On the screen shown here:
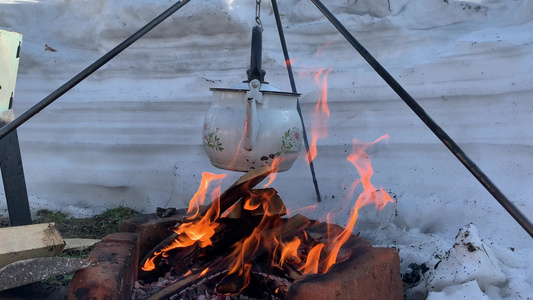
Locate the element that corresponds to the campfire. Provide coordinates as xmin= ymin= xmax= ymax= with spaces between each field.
xmin=124 ymin=134 xmax=397 ymax=299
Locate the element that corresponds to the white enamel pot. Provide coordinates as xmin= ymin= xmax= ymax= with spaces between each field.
xmin=203 ymin=81 xmax=303 ymax=172
xmin=202 ymin=25 xmax=303 ymax=172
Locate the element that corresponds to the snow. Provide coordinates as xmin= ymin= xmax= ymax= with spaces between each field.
xmin=427 ymin=280 xmax=491 ymax=300
xmin=425 ymin=223 xmax=507 ymax=293
xmin=1 ymin=0 xmax=532 ymax=298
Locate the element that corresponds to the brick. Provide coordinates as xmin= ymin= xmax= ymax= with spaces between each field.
xmin=287 ymin=246 xmax=403 ymax=300
xmin=67 ymin=233 xmax=139 ymax=300
xmin=119 ymin=211 xmax=186 ymax=260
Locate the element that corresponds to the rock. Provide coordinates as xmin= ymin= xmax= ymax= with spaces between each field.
xmin=0 ymin=257 xmax=92 ymax=291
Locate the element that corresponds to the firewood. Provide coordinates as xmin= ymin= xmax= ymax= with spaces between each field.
xmin=140 ymin=216 xmax=263 ymax=274
xmin=145 ymin=214 xmax=311 ymax=298
xmin=140 ymin=232 xmax=178 ymax=270
xmin=0 ymin=223 xmax=65 ymax=268
xmin=224 ymin=188 xmax=286 ymax=218
xmin=141 ymin=168 xmax=272 ymax=273
xmin=146 ymin=259 xmax=229 ymax=300
xmin=248 ymin=188 xmax=287 ymax=217
xmin=282 ymin=262 xmax=304 ymax=281
xmin=225 ymin=198 xmax=244 ymax=219
xmin=215 ymin=271 xmax=246 ymax=294
xmin=280 ymin=214 xmax=312 ymax=239
xmin=187 ymin=166 xmax=272 ymax=222
xmin=214 ymin=214 xmax=311 ymax=295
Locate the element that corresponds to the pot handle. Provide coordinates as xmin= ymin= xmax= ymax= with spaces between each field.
xmin=247 ymin=26 xmax=266 ymax=83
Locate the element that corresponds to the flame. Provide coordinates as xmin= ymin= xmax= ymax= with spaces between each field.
xmin=280 ymin=237 xmax=302 ymax=266
xmin=285 ymin=58 xmax=299 ymax=66
xmin=271 ymin=135 xmax=393 ymax=275
xmin=302 ymin=243 xmax=325 ymax=274
xmin=225 ymin=229 xmax=261 ymax=293
xmin=186 ymin=172 xmax=226 ymax=218
xmin=145 ymin=114 xmax=394 ymax=291
xmin=142 ymin=256 xmax=156 ymax=272
xmin=307 ymin=68 xmax=333 ymax=164
xmin=223 ymin=189 xmax=285 ymax=292
xmin=199 ymin=268 xmax=209 ymax=277
xmin=141 ymin=172 xmax=226 ymax=271
xmin=286 ymin=204 xmax=318 ymax=216
xmin=316 ymin=41 xmax=333 ymax=56
xmin=320 ymin=135 xmax=394 ymax=272
xmin=313 ymin=69 xmax=331 ymax=118
xmin=262 ymin=156 xmax=282 ymax=187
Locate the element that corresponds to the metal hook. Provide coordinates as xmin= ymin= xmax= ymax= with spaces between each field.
xmin=255 ymin=0 xmax=263 ymax=31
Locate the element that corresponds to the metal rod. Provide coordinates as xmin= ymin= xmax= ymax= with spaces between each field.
xmin=271 ymin=0 xmax=322 ymax=202
xmin=310 ymin=0 xmax=533 ymax=238
xmin=0 ymin=0 xmax=191 ymax=140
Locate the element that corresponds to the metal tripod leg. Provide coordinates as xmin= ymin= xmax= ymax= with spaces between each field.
xmin=271 ymin=0 xmax=322 ymax=202
xmin=310 ymin=0 xmax=533 ymax=238
xmin=0 ymin=121 xmax=31 ymax=226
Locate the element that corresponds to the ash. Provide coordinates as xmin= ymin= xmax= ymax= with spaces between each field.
xmin=131 ymin=271 xmax=291 ymax=300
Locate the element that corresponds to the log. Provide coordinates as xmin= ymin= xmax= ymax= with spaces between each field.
xmin=140 ymin=216 xmax=263 ymax=275
xmin=141 ymin=168 xmax=272 ymax=273
xmin=146 ymin=214 xmax=311 ymax=299
xmin=228 ymin=188 xmax=287 ymax=218
xmin=0 ymin=223 xmax=65 ymax=268
xmin=170 ymin=213 xmax=307 ymax=275
xmin=215 ymin=271 xmax=248 ymax=294
xmin=282 ymin=263 xmax=304 ymax=281
xmin=191 ymin=166 xmax=272 ymax=220
xmin=146 ymin=259 xmax=229 ymax=300
xmin=280 ymin=214 xmax=313 ymax=239
xmin=214 ymin=214 xmax=311 ymax=294
xmin=249 ymin=188 xmax=287 ymax=216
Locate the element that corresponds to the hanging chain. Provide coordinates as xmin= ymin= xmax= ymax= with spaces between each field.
xmin=255 ymin=0 xmax=263 ymax=31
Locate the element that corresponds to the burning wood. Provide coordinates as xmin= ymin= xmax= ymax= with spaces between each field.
xmin=134 ymin=165 xmax=370 ymax=299
xmin=139 ymin=214 xmax=310 ymax=300
xmin=139 ymin=167 xmax=272 ymax=271
xmin=133 ymin=136 xmax=397 ymax=299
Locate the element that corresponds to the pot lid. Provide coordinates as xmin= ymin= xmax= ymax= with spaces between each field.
xmin=210 ymin=82 xmax=300 ymax=97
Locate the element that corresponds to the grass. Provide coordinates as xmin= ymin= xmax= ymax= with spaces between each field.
xmin=33 ymin=206 xmax=140 ymax=239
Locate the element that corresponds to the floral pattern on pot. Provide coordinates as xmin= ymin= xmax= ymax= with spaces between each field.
xmin=276 ymin=127 xmax=302 ymax=156
xmin=203 ymin=123 xmax=224 ymax=152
